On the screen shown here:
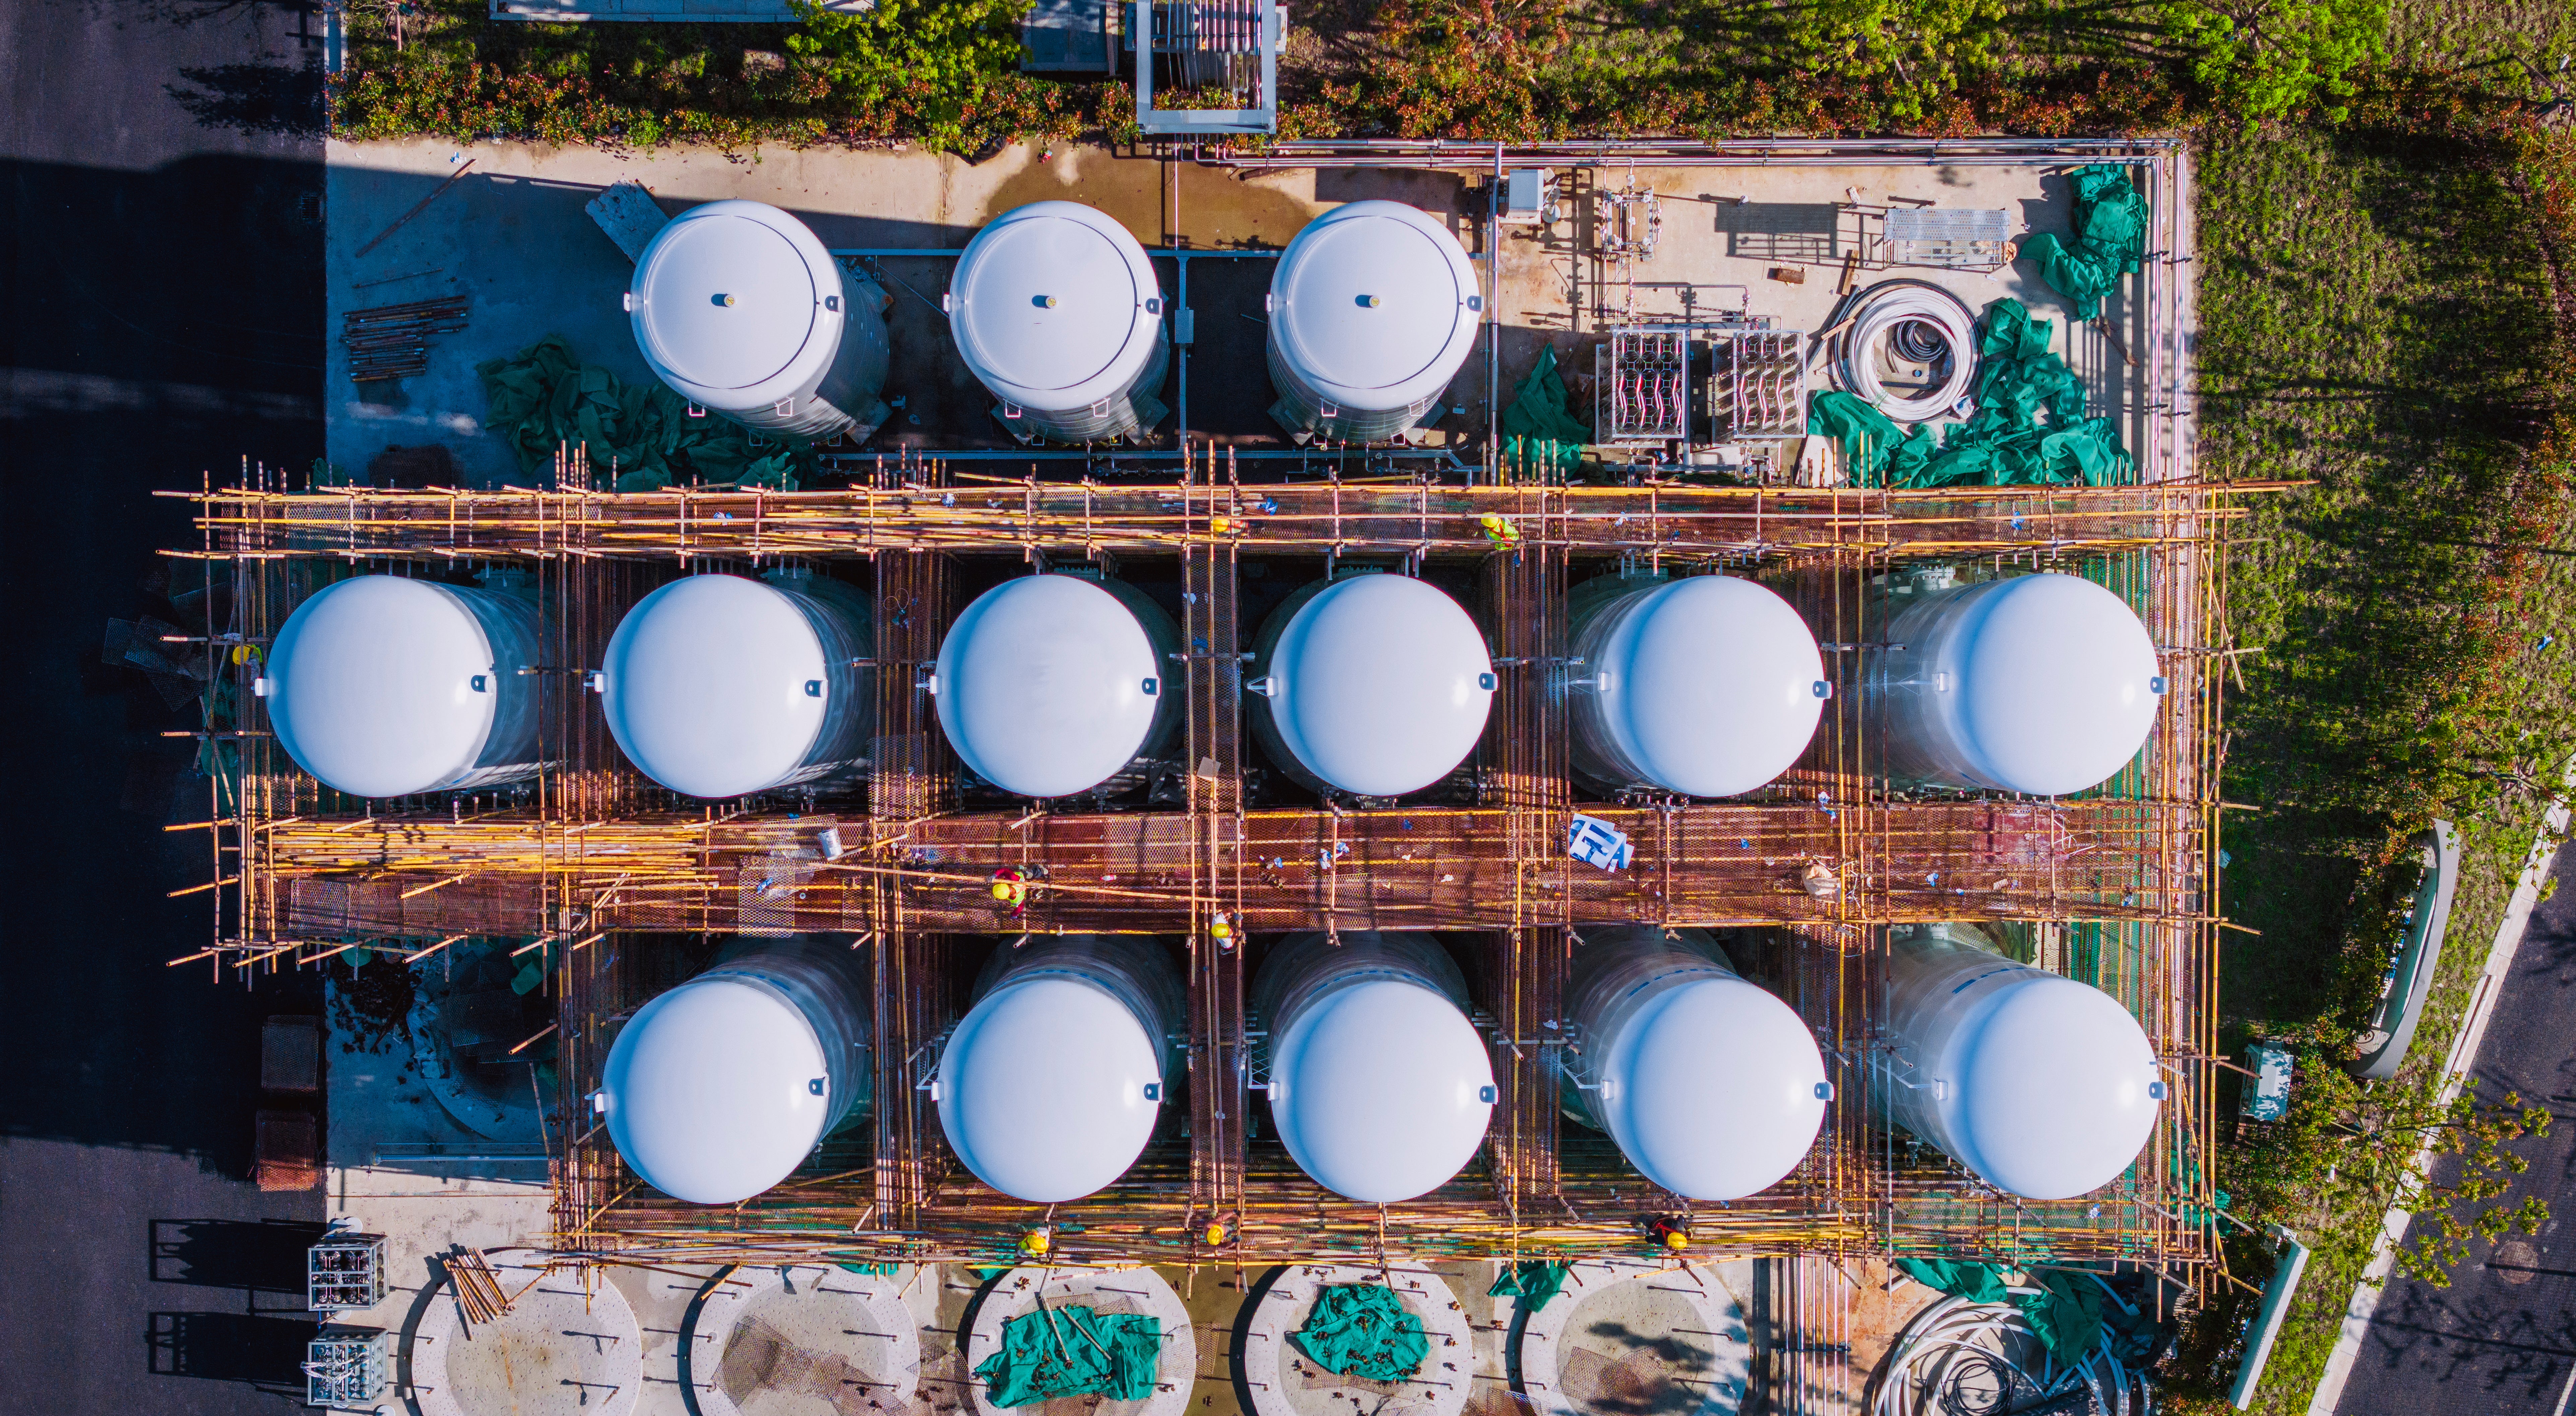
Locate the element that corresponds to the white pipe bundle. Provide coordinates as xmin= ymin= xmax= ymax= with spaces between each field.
xmin=1832 ymin=282 xmax=1979 ymax=423
xmin=1867 ymin=1286 xmax=2146 ymax=1416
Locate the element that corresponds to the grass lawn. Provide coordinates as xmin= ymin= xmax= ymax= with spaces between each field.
xmin=2160 ymin=100 xmax=2576 ymax=1409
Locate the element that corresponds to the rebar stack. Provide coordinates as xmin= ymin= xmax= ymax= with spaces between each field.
xmin=342 ymin=295 xmax=469 ymax=382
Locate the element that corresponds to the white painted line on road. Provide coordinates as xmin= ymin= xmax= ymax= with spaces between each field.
xmin=2308 ymin=757 xmax=2575 ymax=1416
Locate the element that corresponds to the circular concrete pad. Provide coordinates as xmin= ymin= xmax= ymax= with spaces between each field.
xmin=411 ymin=1259 xmax=643 ymax=1416
xmin=964 ymin=1267 xmax=1195 ymax=1416
xmin=1241 ymin=1264 xmax=1475 ymax=1416
xmin=688 ymin=1264 xmax=924 ymax=1416
xmin=1513 ymin=1261 xmax=1749 ymax=1416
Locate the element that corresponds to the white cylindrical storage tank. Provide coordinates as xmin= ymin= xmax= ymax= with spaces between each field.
xmin=1561 ymin=928 xmax=1827 ymax=1200
xmin=260 ymin=573 xmax=545 ymax=798
xmin=1875 ymin=923 xmax=2160 ymax=1199
xmin=936 ymin=935 xmax=1181 ymax=1203
xmin=948 ymin=202 xmax=1169 ymax=444
xmin=600 ymin=569 xmax=875 ymax=799
xmin=932 ymin=573 xmax=1180 ymax=799
xmin=1566 ymin=573 xmax=1828 ymax=796
xmin=629 ymin=199 xmax=892 ymax=442
xmin=1253 ymin=932 xmax=1494 ymax=1203
xmin=1266 ymin=201 xmax=1481 ymax=443
xmin=1867 ymin=572 xmax=2163 ymax=795
xmin=599 ymin=936 xmax=872 ymax=1205
xmin=1247 ymin=573 xmax=1496 ymax=798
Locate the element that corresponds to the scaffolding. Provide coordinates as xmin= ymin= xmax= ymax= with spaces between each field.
xmin=157 ymin=447 xmax=2262 ymax=1304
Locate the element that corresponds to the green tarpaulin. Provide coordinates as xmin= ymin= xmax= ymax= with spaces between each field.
xmin=1500 ymin=347 xmax=1592 ymax=475
xmin=2018 ymin=164 xmax=2147 ymax=321
xmin=1809 ymin=298 xmax=2130 ymax=490
xmin=476 ymin=334 xmax=804 ymax=492
xmin=971 ymin=1304 xmax=1163 ymax=1407
xmin=1291 ymin=1284 xmax=1429 ymax=1383
xmin=1894 ymin=1260 xmax=2161 ymax=1366
xmin=1488 ymin=1260 xmax=1570 ymax=1308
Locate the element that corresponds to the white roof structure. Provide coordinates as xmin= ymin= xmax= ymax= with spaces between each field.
xmin=630 ymin=200 xmax=850 ymax=413
xmin=1585 ymin=577 xmax=1825 ymax=796
xmin=265 ymin=575 xmax=507 ymax=798
xmin=1943 ymin=974 xmax=2159 ymax=1199
xmin=1268 ymin=976 xmax=1494 ymax=1202
xmin=601 ymin=976 xmax=834 ymax=1205
xmin=1264 ymin=575 xmax=1494 ymax=796
xmin=937 ymin=972 xmax=1165 ymax=1202
xmin=1939 ymin=573 xmax=2162 ymax=794
xmin=1270 ymin=201 xmax=1481 ymax=414
xmin=601 ymin=575 xmax=836 ymax=799
xmin=1593 ymin=973 xmax=1827 ymax=1200
xmin=934 ymin=576 xmax=1164 ymax=798
xmin=949 ymin=202 xmax=1162 ymax=414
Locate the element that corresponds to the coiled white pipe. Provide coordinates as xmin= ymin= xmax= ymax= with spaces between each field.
xmin=1867 ymin=1291 xmax=2137 ymax=1416
xmin=1833 ymin=282 xmax=1979 ymax=423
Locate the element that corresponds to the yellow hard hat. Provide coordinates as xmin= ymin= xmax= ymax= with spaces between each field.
xmin=1022 ymin=1228 xmax=1052 ymax=1255
xmin=1205 ymin=1223 xmax=1228 ymax=1246
xmin=1663 ymin=1229 xmax=1690 ymax=1251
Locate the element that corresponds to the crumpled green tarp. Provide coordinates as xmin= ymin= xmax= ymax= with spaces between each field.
xmin=2018 ymin=164 xmax=2147 ymax=320
xmin=476 ymin=334 xmax=803 ymax=492
xmin=1488 ymin=1259 xmax=1570 ymax=1308
xmin=1809 ymin=299 xmax=2130 ymax=490
xmin=971 ymin=1304 xmax=1163 ymax=1407
xmin=1291 ymin=1284 xmax=1429 ymax=1383
xmin=1894 ymin=1259 xmax=2162 ymax=1365
xmin=1500 ymin=347 xmax=1592 ymax=474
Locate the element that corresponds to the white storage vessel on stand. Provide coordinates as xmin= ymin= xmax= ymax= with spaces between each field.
xmin=1874 ymin=922 xmax=2161 ymax=1199
xmin=931 ymin=573 xmax=1179 ymax=798
xmin=259 ymin=572 xmax=547 ymax=798
xmin=935 ymin=935 xmax=1182 ymax=1202
xmin=1867 ymin=570 xmax=2163 ymax=795
xmin=1246 ymin=572 xmax=1495 ymax=798
xmin=1565 ymin=571 xmax=1827 ymax=796
xmin=597 ymin=570 xmax=875 ymax=800
xmin=596 ymin=936 xmax=872 ymax=1206
xmin=948 ymin=201 xmax=1169 ymax=443
xmin=1265 ymin=200 xmax=1482 ymax=442
xmin=1253 ymin=931 xmax=1494 ymax=1202
xmin=1561 ymin=927 xmax=1827 ymax=1199
xmin=627 ymin=199 xmax=892 ymax=441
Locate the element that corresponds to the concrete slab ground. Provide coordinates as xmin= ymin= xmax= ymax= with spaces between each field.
xmin=324 ymin=140 xmax=2174 ymax=487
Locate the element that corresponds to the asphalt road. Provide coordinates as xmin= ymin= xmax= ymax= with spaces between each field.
xmin=0 ymin=0 xmax=329 ymax=1411
xmin=2334 ymin=834 xmax=2576 ymax=1414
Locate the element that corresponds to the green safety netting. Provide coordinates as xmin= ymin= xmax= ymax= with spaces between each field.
xmin=2017 ymin=164 xmax=2147 ymax=321
xmin=476 ymin=334 xmax=805 ymax=492
xmin=1501 ymin=347 xmax=1592 ymax=475
xmin=971 ymin=1305 xmax=1163 ymax=1407
xmin=1291 ymin=1284 xmax=1429 ymax=1383
xmin=1808 ymin=298 xmax=2130 ymax=490
xmin=1894 ymin=1259 xmax=2161 ymax=1366
xmin=1488 ymin=1260 xmax=1570 ymax=1308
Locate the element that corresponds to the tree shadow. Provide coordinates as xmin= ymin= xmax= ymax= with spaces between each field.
xmin=166 ymin=62 xmax=326 ymax=138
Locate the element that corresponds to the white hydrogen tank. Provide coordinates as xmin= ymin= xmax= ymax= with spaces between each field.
xmin=599 ymin=570 xmax=875 ymax=799
xmin=1566 ymin=572 xmax=1828 ymax=796
xmin=599 ymin=937 xmax=872 ymax=1205
xmin=1266 ymin=200 xmax=1482 ymax=442
xmin=628 ymin=199 xmax=892 ymax=441
xmin=1875 ymin=922 xmax=2161 ymax=1199
xmin=931 ymin=573 xmax=1179 ymax=799
xmin=1562 ymin=927 xmax=1828 ymax=1200
xmin=1254 ymin=931 xmax=1495 ymax=1203
xmin=1247 ymin=573 xmax=1496 ymax=797
xmin=935 ymin=935 xmax=1181 ymax=1203
xmin=260 ymin=573 xmax=546 ymax=798
xmin=948 ymin=202 xmax=1169 ymax=443
xmin=1868 ymin=571 xmax=2163 ymax=795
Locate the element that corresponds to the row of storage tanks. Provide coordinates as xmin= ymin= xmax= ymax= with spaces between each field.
xmin=261 ymin=563 xmax=2165 ymax=804
xmin=601 ymin=922 xmax=2163 ymax=1212
xmin=625 ymin=196 xmax=1482 ymax=446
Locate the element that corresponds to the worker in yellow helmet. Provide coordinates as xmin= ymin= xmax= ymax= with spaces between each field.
xmin=990 ymin=868 xmax=1029 ymax=915
xmin=1479 ymin=513 xmax=1520 ymax=548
